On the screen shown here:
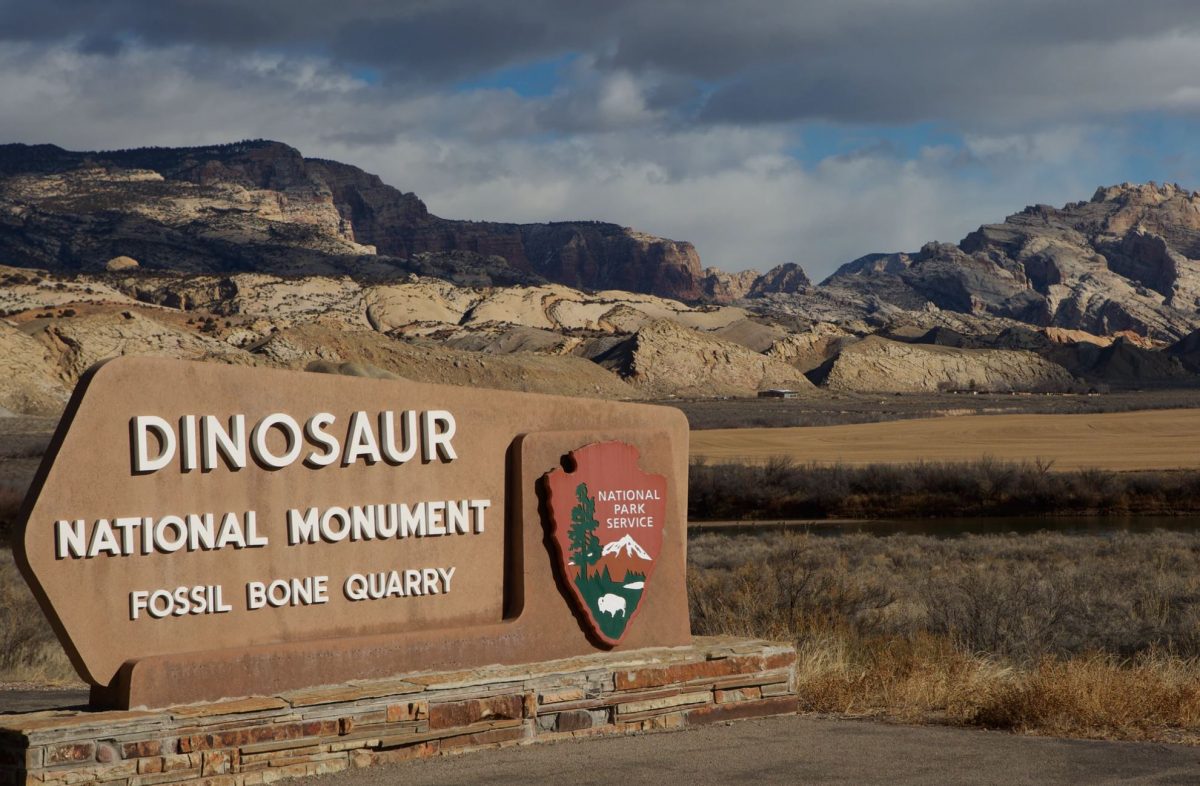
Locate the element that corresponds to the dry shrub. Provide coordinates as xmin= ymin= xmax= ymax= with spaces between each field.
xmin=0 ymin=484 xmax=24 ymax=545
xmin=0 ymin=550 xmax=76 ymax=684
xmin=791 ymin=634 xmax=1200 ymax=742
xmin=689 ymin=458 xmax=1200 ymax=520
xmin=691 ymin=530 xmax=1200 ymax=661
xmin=975 ymin=653 xmax=1200 ymax=742
xmin=792 ymin=632 xmax=1014 ymax=723
xmin=689 ymin=529 xmax=1200 ymax=742
xmin=688 ymin=533 xmax=895 ymax=641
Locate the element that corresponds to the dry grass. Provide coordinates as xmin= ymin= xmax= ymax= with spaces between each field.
xmin=0 ymin=484 xmax=26 ymax=546
xmin=690 ymin=408 xmax=1200 ymax=470
xmin=788 ymin=634 xmax=1200 ymax=743
xmin=689 ymin=530 xmax=1200 ymax=742
xmin=0 ymin=550 xmax=77 ymax=684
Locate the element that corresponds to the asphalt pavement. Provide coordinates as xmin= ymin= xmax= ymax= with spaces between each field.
xmin=298 ymin=715 xmax=1200 ymax=786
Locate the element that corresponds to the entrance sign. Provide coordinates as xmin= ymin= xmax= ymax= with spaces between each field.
xmin=544 ymin=442 xmax=667 ymax=646
xmin=17 ymin=358 xmax=690 ymax=707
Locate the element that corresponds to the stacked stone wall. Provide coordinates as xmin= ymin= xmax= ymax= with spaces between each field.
xmin=0 ymin=638 xmax=797 ymax=785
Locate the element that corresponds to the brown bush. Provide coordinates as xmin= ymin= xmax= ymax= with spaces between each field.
xmin=689 ymin=458 xmax=1200 ymax=520
xmin=0 ymin=550 xmax=76 ymax=684
xmin=974 ymin=653 xmax=1200 ymax=742
xmin=0 ymin=485 xmax=25 ymax=546
xmin=689 ymin=530 xmax=1200 ymax=742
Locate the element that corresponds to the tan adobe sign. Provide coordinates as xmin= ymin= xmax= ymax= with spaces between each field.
xmin=17 ymin=358 xmax=690 ymax=707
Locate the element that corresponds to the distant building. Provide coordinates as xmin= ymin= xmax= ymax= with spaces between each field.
xmin=757 ymin=389 xmax=800 ymax=399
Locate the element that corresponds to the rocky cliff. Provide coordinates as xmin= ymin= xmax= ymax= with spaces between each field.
xmin=818 ymin=183 xmax=1200 ymax=341
xmin=4 ymin=139 xmax=1200 ymax=402
xmin=809 ymin=336 xmax=1079 ymax=394
xmin=594 ymin=319 xmax=814 ymax=398
xmin=0 ymin=141 xmax=755 ymax=302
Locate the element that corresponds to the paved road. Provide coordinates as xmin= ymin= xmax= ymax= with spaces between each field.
xmin=301 ymin=715 xmax=1200 ymax=786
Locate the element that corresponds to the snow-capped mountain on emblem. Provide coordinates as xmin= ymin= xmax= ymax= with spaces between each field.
xmin=542 ymin=441 xmax=668 ymax=647
xmin=602 ymin=534 xmax=652 ymax=560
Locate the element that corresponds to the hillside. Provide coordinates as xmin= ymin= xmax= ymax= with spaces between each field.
xmin=817 ymin=183 xmax=1200 ymax=341
xmin=0 ymin=141 xmax=797 ymax=303
xmin=1 ymin=140 xmax=1200 ymax=408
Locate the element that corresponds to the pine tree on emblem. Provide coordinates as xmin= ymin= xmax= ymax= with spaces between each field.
xmin=568 ymin=482 xmax=601 ymax=580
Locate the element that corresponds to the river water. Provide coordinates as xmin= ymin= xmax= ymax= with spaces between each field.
xmin=688 ymin=515 xmax=1200 ymax=538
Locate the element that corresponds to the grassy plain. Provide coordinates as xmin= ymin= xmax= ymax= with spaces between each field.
xmin=690 ymin=530 xmax=1200 ymax=743
xmin=690 ymin=408 xmax=1200 ymax=470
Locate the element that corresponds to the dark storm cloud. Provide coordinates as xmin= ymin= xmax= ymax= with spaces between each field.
xmin=2 ymin=0 xmax=1200 ymax=127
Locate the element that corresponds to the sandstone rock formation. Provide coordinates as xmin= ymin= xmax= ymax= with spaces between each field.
xmin=766 ymin=323 xmax=857 ymax=373
xmin=708 ymin=318 xmax=790 ymax=353
xmin=595 ymin=319 xmax=814 ymax=398
xmin=818 ymin=183 xmax=1200 ymax=341
xmin=252 ymin=323 xmax=638 ymax=399
xmin=748 ymin=263 xmax=812 ymax=296
xmin=1168 ymin=328 xmax=1200 ymax=372
xmin=4 ymin=139 xmax=1200 ymax=403
xmin=0 ymin=323 xmax=70 ymax=415
xmin=33 ymin=311 xmax=253 ymax=383
xmin=809 ymin=336 xmax=1078 ymax=393
xmin=0 ymin=141 xmax=785 ymax=303
xmin=105 ymin=256 xmax=139 ymax=272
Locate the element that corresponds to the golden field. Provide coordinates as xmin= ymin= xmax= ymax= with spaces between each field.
xmin=690 ymin=408 xmax=1200 ymax=470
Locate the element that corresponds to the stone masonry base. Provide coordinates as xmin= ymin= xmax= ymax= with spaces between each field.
xmin=0 ymin=637 xmax=797 ymax=786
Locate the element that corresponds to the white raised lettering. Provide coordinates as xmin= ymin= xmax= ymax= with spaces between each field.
xmin=214 ymin=511 xmax=247 ymax=549
xmin=179 ymin=415 xmax=198 ymax=472
xmin=288 ymin=508 xmax=319 ymax=544
xmin=380 ymin=410 xmax=419 ymax=464
xmin=426 ymin=501 xmax=446 ymax=536
xmin=186 ymin=513 xmax=215 ymax=551
xmin=320 ymin=507 xmax=351 ymax=542
xmin=251 ymin=413 xmax=303 ymax=469
xmin=469 ymin=499 xmax=490 ymax=533
xmin=202 ymin=415 xmax=247 ymax=471
xmin=245 ymin=511 xmax=268 ymax=547
xmin=154 ymin=516 xmax=188 ymax=552
xmin=399 ymin=504 xmax=425 ymax=538
xmin=343 ymin=411 xmax=382 ymax=465
xmin=87 ymin=519 xmax=120 ymax=558
xmin=55 ymin=519 xmax=86 ymax=559
xmin=421 ymin=410 xmax=457 ymax=462
xmin=132 ymin=415 xmax=175 ymax=473
xmin=304 ymin=412 xmax=340 ymax=467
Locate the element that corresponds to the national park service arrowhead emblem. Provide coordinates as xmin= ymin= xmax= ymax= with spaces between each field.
xmin=543 ymin=441 xmax=667 ymax=647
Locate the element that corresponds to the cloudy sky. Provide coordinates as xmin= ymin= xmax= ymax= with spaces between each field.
xmin=2 ymin=1 xmax=1199 ymax=279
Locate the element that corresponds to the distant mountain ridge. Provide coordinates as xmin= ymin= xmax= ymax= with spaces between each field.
xmin=3 ymin=139 xmax=1200 ymax=341
xmin=820 ymin=182 xmax=1200 ymax=341
xmin=0 ymin=140 xmax=802 ymax=303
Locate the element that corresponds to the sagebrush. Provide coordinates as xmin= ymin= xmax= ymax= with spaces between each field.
xmin=689 ymin=529 xmax=1200 ymax=742
xmin=689 ymin=457 xmax=1200 ymax=519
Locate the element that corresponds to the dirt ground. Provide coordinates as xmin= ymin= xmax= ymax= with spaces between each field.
xmin=689 ymin=407 xmax=1200 ymax=470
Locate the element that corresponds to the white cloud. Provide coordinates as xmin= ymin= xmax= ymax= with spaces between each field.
xmin=0 ymin=40 xmax=1171 ymax=280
